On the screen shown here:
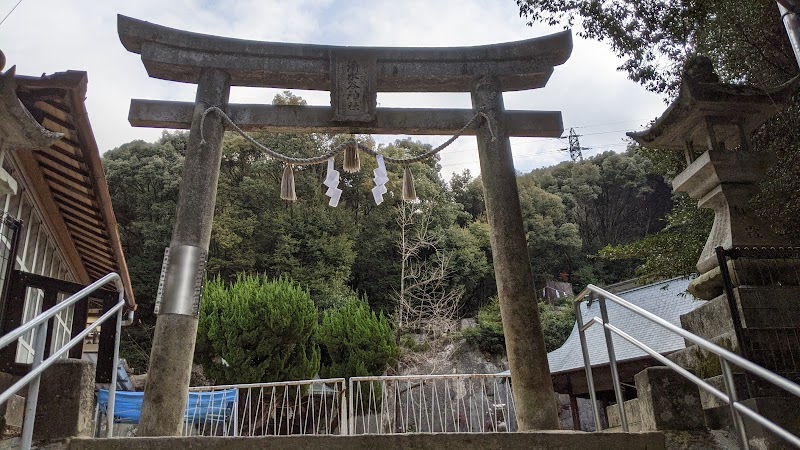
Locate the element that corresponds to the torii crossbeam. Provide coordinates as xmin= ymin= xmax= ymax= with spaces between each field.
xmin=118 ymin=14 xmax=572 ymax=435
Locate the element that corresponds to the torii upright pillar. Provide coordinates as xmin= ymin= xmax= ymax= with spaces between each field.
xmin=118 ymin=14 xmax=571 ymax=433
xmin=472 ymin=75 xmax=559 ymax=429
xmin=137 ymin=69 xmax=230 ymax=436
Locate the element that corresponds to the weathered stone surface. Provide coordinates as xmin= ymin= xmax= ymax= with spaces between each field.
xmin=662 ymin=430 xmax=739 ymax=450
xmin=138 ymin=68 xmax=230 ymax=437
xmin=0 ymin=372 xmax=24 ymax=437
xmin=606 ymin=398 xmax=642 ymax=432
xmin=0 ymin=437 xmax=70 ymax=450
xmin=118 ymin=15 xmax=573 ymax=92
xmin=471 ymin=75 xmax=558 ymax=430
xmin=739 ymin=397 xmax=800 ymax=450
xmin=687 ymin=266 xmax=724 ymax=300
xmin=69 ymin=432 xmax=667 ymax=450
xmin=679 ymin=294 xmax=732 ymax=344
xmin=1 ymin=394 xmax=24 ymax=436
xmin=33 ymin=359 xmax=96 ymax=440
xmin=330 ymin=51 xmax=376 ymax=122
xmin=666 ymin=331 xmax=739 ymax=378
xmin=635 ymin=367 xmax=705 ymax=431
xmin=0 ymin=67 xmax=63 ymax=152
xmin=698 ymin=374 xmax=749 ymax=409
xmin=673 ymin=150 xmax=785 ymax=274
xmin=128 ymin=101 xmax=565 ymax=137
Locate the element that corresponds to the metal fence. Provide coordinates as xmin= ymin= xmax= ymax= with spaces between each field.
xmin=98 ymin=374 xmax=520 ymax=437
xmin=716 ymin=246 xmax=800 ymax=390
xmin=185 ymin=378 xmax=347 ymax=436
xmin=348 ymin=373 xmax=517 ymax=434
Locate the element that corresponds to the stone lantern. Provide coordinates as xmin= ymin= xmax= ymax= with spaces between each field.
xmin=628 ymin=56 xmax=798 ymax=298
xmin=629 ymin=57 xmax=800 ymax=448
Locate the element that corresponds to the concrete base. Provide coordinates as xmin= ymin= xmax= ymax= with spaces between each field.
xmin=34 ymin=359 xmax=96 ymax=440
xmin=0 ymin=395 xmax=24 ymax=437
xmin=68 ymin=432 xmax=666 ymax=450
xmin=635 ymin=367 xmax=705 ymax=431
xmin=606 ymin=399 xmax=642 ymax=432
xmin=662 ymin=430 xmax=739 ymax=450
xmin=705 ymin=397 xmax=800 ymax=449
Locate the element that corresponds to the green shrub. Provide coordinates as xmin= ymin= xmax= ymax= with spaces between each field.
xmin=317 ymin=297 xmax=398 ymax=380
xmin=463 ymin=297 xmax=506 ymax=356
xmin=538 ymin=300 xmax=576 ymax=352
xmin=463 ymin=296 xmax=575 ymax=356
xmin=196 ymin=274 xmax=320 ymax=384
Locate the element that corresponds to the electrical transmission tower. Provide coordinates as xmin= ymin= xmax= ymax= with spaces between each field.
xmin=561 ymin=128 xmax=587 ymax=162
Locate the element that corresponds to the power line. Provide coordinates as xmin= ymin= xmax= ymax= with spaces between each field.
xmin=0 ymin=0 xmax=24 ymax=27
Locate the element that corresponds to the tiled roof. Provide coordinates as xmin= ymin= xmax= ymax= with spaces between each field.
xmin=498 ymin=277 xmax=703 ymax=376
xmin=547 ymin=276 xmax=703 ymax=374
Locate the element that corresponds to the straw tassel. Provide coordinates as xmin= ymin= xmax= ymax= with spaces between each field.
xmin=402 ymin=166 xmax=417 ymax=201
xmin=343 ymin=142 xmax=361 ymax=173
xmin=280 ymin=165 xmax=297 ymax=201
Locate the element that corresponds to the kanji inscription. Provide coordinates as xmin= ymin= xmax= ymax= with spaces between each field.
xmin=330 ymin=52 xmax=376 ymax=122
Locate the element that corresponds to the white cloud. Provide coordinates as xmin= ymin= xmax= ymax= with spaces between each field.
xmin=0 ymin=0 xmax=667 ymax=176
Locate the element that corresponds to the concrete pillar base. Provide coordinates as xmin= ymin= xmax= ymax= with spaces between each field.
xmin=635 ymin=367 xmax=705 ymax=431
xmin=33 ymin=359 xmax=96 ymax=440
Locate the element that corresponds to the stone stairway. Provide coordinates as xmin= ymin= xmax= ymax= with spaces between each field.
xmin=663 ymin=286 xmax=800 ymax=449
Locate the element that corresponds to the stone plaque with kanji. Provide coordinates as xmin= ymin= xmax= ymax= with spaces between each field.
xmin=330 ymin=51 xmax=377 ymax=122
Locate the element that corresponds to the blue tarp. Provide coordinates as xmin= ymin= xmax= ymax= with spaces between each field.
xmin=97 ymin=389 xmax=237 ymax=424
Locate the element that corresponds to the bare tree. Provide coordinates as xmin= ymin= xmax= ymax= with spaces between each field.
xmin=395 ymin=202 xmax=463 ymax=338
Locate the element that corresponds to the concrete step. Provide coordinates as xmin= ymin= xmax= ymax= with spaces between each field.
xmin=606 ymin=398 xmax=642 ymax=432
xmin=67 ymin=433 xmax=668 ymax=450
xmin=704 ymin=397 xmax=800 ymax=449
xmin=700 ymin=374 xmax=750 ymax=410
xmin=666 ymin=331 xmax=740 ymax=379
xmin=679 ymin=294 xmax=733 ymax=345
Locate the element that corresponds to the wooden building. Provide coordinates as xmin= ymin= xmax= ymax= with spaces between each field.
xmin=0 ymin=65 xmax=134 ymax=371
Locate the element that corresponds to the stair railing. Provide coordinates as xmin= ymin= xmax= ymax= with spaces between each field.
xmin=576 ymin=283 xmax=800 ymax=450
xmin=0 ymin=272 xmax=129 ymax=449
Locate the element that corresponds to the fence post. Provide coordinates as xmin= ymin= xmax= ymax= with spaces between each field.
xmin=340 ymin=381 xmax=348 ymax=435
xmin=20 ymin=321 xmax=48 ymax=449
xmin=575 ymin=300 xmax=601 ymax=431
xmin=599 ymin=296 xmax=627 ymax=432
xmin=721 ymin=358 xmax=750 ymax=450
xmin=348 ymin=378 xmax=355 ymax=435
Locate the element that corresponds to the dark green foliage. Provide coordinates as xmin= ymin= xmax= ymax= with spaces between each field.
xmin=317 ymin=297 xmax=399 ymax=380
xmin=597 ymin=195 xmax=713 ymax=281
xmin=516 ymin=0 xmax=800 ymax=253
xmin=538 ymin=300 xmax=576 ymax=352
xmin=516 ymin=0 xmax=795 ymax=94
xmin=462 ymin=297 xmax=506 ymax=356
xmin=464 ymin=296 xmax=575 ymax=357
xmin=196 ymin=275 xmax=320 ymax=384
xmin=103 ymin=132 xmax=186 ymax=373
xmin=521 ymin=150 xmax=674 ymax=288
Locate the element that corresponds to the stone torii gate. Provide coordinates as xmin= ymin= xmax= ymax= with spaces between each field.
xmin=117 ymin=15 xmax=572 ymax=435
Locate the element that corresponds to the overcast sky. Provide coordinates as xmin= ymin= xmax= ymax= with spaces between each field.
xmin=1 ymin=0 xmax=667 ymax=178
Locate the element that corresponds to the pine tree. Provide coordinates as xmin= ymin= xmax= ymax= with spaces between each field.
xmin=196 ymin=275 xmax=320 ymax=384
xmin=317 ymin=298 xmax=398 ymax=380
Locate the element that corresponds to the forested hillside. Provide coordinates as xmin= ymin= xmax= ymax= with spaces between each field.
xmin=104 ymin=91 xmax=697 ymax=373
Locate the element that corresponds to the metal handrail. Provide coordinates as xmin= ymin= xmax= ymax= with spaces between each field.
xmin=0 ymin=273 xmax=128 ymax=449
xmin=575 ymin=283 xmax=800 ymax=449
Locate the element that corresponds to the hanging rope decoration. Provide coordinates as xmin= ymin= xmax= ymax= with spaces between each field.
xmin=199 ymin=106 xmax=496 ymax=204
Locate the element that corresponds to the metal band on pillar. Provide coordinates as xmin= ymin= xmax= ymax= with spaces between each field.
xmin=154 ymin=245 xmax=207 ymax=317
